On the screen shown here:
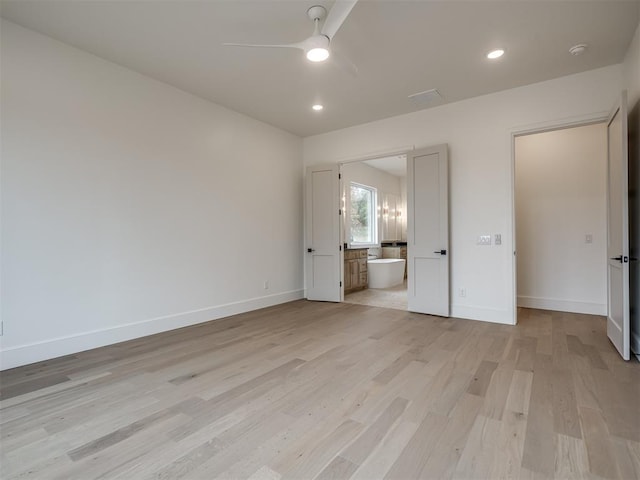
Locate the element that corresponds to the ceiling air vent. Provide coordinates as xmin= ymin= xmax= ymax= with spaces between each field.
xmin=408 ymin=89 xmax=443 ymax=108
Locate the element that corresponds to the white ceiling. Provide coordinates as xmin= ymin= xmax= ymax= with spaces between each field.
xmin=1 ymin=1 xmax=638 ymax=137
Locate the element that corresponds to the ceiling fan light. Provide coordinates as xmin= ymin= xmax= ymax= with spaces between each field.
xmin=306 ymin=47 xmax=330 ymax=62
xmin=487 ymin=49 xmax=505 ymax=59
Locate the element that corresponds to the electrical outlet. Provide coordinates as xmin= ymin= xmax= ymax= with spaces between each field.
xmin=495 ymin=234 xmax=502 ymax=245
xmin=459 ymin=288 xmax=466 ymax=298
xmin=585 ymin=234 xmax=593 ymax=244
xmin=263 ymin=280 xmax=269 ymax=290
xmin=477 ymin=235 xmax=491 ymax=245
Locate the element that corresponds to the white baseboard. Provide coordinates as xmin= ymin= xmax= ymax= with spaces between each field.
xmin=517 ymin=296 xmax=606 ymax=316
xmin=450 ymin=305 xmax=515 ymax=325
xmin=0 ymin=289 xmax=304 ymax=371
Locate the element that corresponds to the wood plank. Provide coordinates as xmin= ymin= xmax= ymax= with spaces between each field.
xmin=610 ymin=437 xmax=640 ymax=480
xmin=466 ymin=360 xmax=498 ymax=397
xmin=489 ymin=409 xmax=527 ymax=479
xmin=479 ymin=367 xmax=513 ymax=420
xmin=452 ymin=414 xmax=502 ymax=479
xmin=0 ymin=373 xmax=70 ymax=401
xmin=554 ymin=433 xmax=590 ymax=479
xmin=579 ymin=406 xmax=619 ymax=479
xmin=349 ymin=421 xmax=419 ymax=480
xmin=315 ymin=455 xmax=359 ymax=480
xmin=552 ymin=368 xmax=582 ymax=439
xmin=419 ymin=393 xmax=483 ymax=479
xmin=273 ymin=419 xmax=364 ymax=479
xmin=67 ymin=408 xmax=179 ymax=461
xmin=341 ymin=397 xmax=408 ymax=465
xmin=383 ymin=413 xmax=448 ymax=479
xmin=521 ymin=354 xmax=555 ymax=476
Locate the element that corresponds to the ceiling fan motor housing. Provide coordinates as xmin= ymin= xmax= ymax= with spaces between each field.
xmin=307 ymin=5 xmax=327 ymax=22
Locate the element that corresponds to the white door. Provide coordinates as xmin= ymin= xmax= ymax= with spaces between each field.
xmin=305 ymin=164 xmax=342 ymax=302
xmin=606 ymin=92 xmax=630 ymax=360
xmin=407 ymin=145 xmax=450 ymax=316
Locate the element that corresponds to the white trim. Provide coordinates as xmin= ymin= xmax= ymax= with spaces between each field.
xmin=510 ymin=112 xmax=609 ymax=138
xmin=450 ymin=305 xmax=514 ymax=325
xmin=509 ymin=111 xmax=610 ymax=325
xmin=337 ymin=145 xmax=414 ymax=166
xmin=517 ymin=296 xmax=606 ymax=316
xmin=0 ymin=290 xmax=304 ymax=371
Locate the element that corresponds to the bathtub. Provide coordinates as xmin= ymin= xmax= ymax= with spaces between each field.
xmin=367 ymin=258 xmax=406 ymax=289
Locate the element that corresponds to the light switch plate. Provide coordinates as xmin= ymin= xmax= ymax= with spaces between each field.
xmin=495 ymin=234 xmax=502 ymax=245
xmin=477 ymin=235 xmax=491 ymax=245
xmin=585 ymin=234 xmax=593 ymax=244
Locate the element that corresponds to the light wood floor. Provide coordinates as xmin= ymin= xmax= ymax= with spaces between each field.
xmin=344 ymin=282 xmax=407 ymax=311
xmin=1 ymin=301 xmax=639 ymax=479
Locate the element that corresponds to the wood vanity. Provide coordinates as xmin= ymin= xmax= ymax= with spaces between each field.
xmin=343 ymin=248 xmax=368 ymax=293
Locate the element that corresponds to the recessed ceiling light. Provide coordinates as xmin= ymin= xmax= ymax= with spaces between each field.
xmin=487 ymin=49 xmax=505 ymax=59
xmin=312 ymin=104 xmax=324 ymax=111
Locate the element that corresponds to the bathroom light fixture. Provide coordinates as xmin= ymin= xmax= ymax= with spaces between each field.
xmin=487 ymin=49 xmax=505 ymax=59
xmin=312 ymin=104 xmax=324 ymax=111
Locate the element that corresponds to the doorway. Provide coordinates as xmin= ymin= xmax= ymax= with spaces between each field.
xmin=341 ymin=154 xmax=408 ymax=311
xmin=514 ymin=122 xmax=608 ymax=318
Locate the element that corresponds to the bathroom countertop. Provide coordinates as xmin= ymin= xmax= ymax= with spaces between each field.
xmin=343 ymin=245 xmax=369 ymax=250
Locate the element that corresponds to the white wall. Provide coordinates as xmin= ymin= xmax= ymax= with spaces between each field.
xmin=515 ymin=124 xmax=607 ymax=315
xmin=0 ymin=20 xmax=304 ymax=370
xmin=623 ymin=22 xmax=640 ymax=109
xmin=304 ymin=65 xmax=623 ymax=324
xmin=342 ymin=162 xmax=401 ymax=198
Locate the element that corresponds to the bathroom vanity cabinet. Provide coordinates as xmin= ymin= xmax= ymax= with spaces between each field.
xmin=344 ymin=248 xmax=368 ymax=293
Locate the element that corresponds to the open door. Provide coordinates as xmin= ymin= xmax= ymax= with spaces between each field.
xmin=305 ymin=164 xmax=342 ymax=302
xmin=407 ymin=145 xmax=450 ymax=316
xmin=606 ymin=91 xmax=630 ymax=360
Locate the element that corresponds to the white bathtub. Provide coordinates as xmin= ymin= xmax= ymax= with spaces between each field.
xmin=367 ymin=258 xmax=406 ymax=289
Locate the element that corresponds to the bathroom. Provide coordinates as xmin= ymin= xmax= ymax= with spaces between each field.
xmin=341 ymin=155 xmax=408 ymax=310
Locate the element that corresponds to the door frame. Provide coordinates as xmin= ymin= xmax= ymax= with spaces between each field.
xmin=509 ymin=112 xmax=609 ymax=325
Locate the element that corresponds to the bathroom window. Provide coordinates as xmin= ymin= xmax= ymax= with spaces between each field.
xmin=349 ymin=182 xmax=377 ymax=247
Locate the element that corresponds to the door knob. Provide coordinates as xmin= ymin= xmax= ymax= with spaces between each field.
xmin=307 ymin=248 xmax=315 ymax=253
xmin=610 ymin=256 xmax=629 ymax=263
xmin=434 ymin=249 xmax=447 ymax=255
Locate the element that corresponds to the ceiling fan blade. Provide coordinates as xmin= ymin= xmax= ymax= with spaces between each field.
xmin=331 ymin=49 xmax=358 ymax=77
xmin=223 ymin=42 xmax=304 ymax=51
xmin=321 ymin=0 xmax=358 ymax=40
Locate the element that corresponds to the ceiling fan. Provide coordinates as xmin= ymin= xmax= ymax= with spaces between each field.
xmin=223 ymin=1 xmax=358 ymax=67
